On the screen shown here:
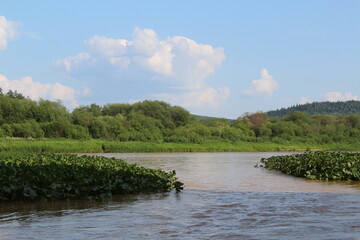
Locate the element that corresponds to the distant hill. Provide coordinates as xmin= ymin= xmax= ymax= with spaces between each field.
xmin=267 ymin=100 xmax=360 ymax=118
xmin=191 ymin=114 xmax=235 ymax=123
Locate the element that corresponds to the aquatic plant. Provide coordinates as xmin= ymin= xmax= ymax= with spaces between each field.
xmin=261 ymin=151 xmax=360 ymax=181
xmin=0 ymin=153 xmax=183 ymax=201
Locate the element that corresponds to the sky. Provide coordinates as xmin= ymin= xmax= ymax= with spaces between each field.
xmin=0 ymin=0 xmax=359 ymax=118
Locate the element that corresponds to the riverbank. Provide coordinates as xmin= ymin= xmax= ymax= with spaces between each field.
xmin=0 ymin=138 xmax=358 ymax=153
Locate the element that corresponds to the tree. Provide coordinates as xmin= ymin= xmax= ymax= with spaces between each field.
xmin=102 ymin=103 xmax=132 ymax=116
xmin=285 ymin=111 xmax=312 ymax=125
xmin=133 ymin=100 xmax=174 ymax=129
xmin=249 ymin=112 xmax=268 ymax=127
xmin=170 ymin=106 xmax=191 ymax=127
xmin=11 ymin=120 xmax=44 ymax=138
xmin=127 ymin=110 xmax=163 ymax=142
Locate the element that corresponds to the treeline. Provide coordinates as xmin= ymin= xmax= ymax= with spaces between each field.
xmin=0 ymin=90 xmax=191 ymax=141
xmin=0 ymin=89 xmax=360 ymax=144
xmin=267 ymin=100 xmax=360 ymax=118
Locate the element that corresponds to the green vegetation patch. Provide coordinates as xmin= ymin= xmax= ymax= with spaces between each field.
xmin=267 ymin=100 xmax=360 ymax=118
xmin=261 ymin=151 xmax=360 ymax=181
xmin=0 ymin=153 xmax=183 ymax=201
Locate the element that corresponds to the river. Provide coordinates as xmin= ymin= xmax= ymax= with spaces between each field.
xmin=1 ymin=152 xmax=360 ymax=239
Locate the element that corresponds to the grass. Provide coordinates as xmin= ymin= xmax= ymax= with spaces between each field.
xmin=0 ymin=138 xmax=358 ymax=153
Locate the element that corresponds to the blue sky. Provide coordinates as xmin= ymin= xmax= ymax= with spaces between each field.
xmin=0 ymin=0 xmax=359 ymax=118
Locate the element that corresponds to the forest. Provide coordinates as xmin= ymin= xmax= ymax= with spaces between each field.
xmin=267 ymin=100 xmax=360 ymax=118
xmin=0 ymin=89 xmax=360 ymax=145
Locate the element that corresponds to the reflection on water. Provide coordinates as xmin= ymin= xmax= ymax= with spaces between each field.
xmin=1 ymin=152 xmax=360 ymax=239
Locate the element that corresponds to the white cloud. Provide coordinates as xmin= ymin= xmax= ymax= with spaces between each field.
xmin=86 ymin=35 xmax=129 ymax=56
xmin=0 ymin=74 xmax=89 ymax=108
xmin=155 ymin=87 xmax=230 ymax=108
xmin=243 ymin=69 xmax=279 ymax=97
xmin=299 ymin=97 xmax=310 ymax=105
xmin=55 ymin=27 xmax=227 ymax=107
xmin=324 ymin=92 xmax=358 ymax=102
xmin=55 ymin=52 xmax=92 ymax=72
xmin=169 ymin=36 xmax=225 ymax=89
xmin=0 ymin=16 xmax=21 ymax=51
xmin=131 ymin=29 xmax=174 ymax=76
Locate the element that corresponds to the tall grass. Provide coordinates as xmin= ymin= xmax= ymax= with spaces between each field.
xmin=0 ymin=138 xmax=358 ymax=153
xmin=0 ymin=138 xmax=103 ymax=153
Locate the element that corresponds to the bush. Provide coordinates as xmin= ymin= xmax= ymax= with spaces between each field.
xmin=11 ymin=120 xmax=44 ymax=138
xmin=66 ymin=125 xmax=91 ymax=140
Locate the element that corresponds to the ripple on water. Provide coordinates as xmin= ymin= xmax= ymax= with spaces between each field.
xmin=0 ymin=190 xmax=360 ymax=240
xmin=1 ymin=152 xmax=360 ymax=239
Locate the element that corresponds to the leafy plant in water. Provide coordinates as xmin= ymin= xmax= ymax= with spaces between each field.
xmin=260 ymin=151 xmax=360 ymax=181
xmin=0 ymin=153 xmax=183 ymax=201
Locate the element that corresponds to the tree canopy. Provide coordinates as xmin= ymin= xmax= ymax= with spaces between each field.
xmin=267 ymin=101 xmax=360 ymax=118
xmin=0 ymin=90 xmax=360 ymax=145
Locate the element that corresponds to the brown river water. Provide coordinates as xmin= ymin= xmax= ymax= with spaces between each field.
xmin=1 ymin=152 xmax=360 ymax=239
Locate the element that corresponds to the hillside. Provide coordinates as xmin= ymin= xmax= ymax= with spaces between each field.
xmin=267 ymin=100 xmax=360 ymax=118
xmin=191 ymin=114 xmax=235 ymax=123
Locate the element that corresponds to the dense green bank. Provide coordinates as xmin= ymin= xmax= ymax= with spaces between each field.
xmin=0 ymin=90 xmax=360 ymax=148
xmin=261 ymin=151 xmax=360 ymax=181
xmin=0 ymin=153 xmax=183 ymax=201
xmin=0 ymin=138 xmax=358 ymax=153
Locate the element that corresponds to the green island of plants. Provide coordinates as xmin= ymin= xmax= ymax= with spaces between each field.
xmin=261 ymin=151 xmax=360 ymax=181
xmin=0 ymin=153 xmax=183 ymax=201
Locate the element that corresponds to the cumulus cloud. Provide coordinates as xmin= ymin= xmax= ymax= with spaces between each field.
xmin=299 ymin=97 xmax=310 ymax=105
xmin=0 ymin=74 xmax=89 ymax=108
xmin=0 ymin=16 xmax=21 ymax=51
xmin=55 ymin=52 xmax=92 ymax=72
xmin=324 ymin=92 xmax=358 ymax=102
xmin=243 ymin=69 xmax=279 ymax=97
xmin=55 ymin=27 xmax=227 ymax=107
xmin=154 ymin=87 xmax=230 ymax=108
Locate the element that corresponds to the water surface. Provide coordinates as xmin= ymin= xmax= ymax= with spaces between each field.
xmin=96 ymin=152 xmax=360 ymax=193
xmin=1 ymin=152 xmax=360 ymax=239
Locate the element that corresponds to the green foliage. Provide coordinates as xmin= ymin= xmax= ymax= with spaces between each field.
xmin=261 ymin=151 xmax=360 ymax=181
xmin=170 ymin=106 xmax=192 ymax=127
xmin=133 ymin=100 xmax=174 ymax=128
xmin=0 ymin=153 xmax=183 ymax=201
xmin=65 ymin=125 xmax=91 ymax=140
xmin=192 ymin=114 xmax=234 ymax=124
xmin=11 ymin=120 xmax=44 ymax=138
xmin=127 ymin=110 xmax=163 ymax=142
xmin=268 ymin=100 xmax=360 ymax=118
xmin=164 ymin=123 xmax=208 ymax=143
xmin=269 ymin=121 xmax=297 ymax=137
xmin=33 ymin=100 xmax=70 ymax=123
xmin=0 ymin=94 xmax=32 ymax=124
xmin=1 ymin=89 xmax=360 ymax=146
xmin=285 ymin=111 xmax=312 ymax=125
xmin=102 ymin=103 xmax=132 ymax=116
xmin=0 ymin=138 xmax=358 ymax=154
